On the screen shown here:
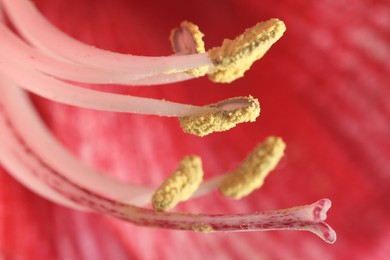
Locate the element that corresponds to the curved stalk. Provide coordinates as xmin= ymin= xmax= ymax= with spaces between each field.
xmin=0 ymin=80 xmax=226 ymax=206
xmin=0 ymin=0 xmax=214 ymax=74
xmin=0 ymin=21 xmax=195 ymax=85
xmin=0 ymin=58 xmax=214 ymax=116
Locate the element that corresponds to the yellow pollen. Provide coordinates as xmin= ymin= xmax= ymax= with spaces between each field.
xmin=219 ymin=136 xmax=286 ymax=199
xmin=179 ymin=96 xmax=260 ymax=137
xmin=208 ymin=18 xmax=286 ymax=83
xmin=192 ymin=224 xmax=214 ymax=233
xmin=152 ymin=156 xmax=203 ymax=211
xmin=170 ymin=21 xmax=208 ymax=77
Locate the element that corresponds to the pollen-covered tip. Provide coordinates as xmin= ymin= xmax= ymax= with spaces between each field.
xmin=220 ymin=136 xmax=286 ymax=199
xmin=170 ymin=21 xmax=208 ymax=77
xmin=152 ymin=156 xmax=203 ymax=211
xmin=208 ymin=18 xmax=286 ymax=83
xmin=179 ymin=96 xmax=260 ymax=137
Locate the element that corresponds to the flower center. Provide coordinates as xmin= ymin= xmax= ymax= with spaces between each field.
xmin=0 ymin=0 xmax=336 ymax=244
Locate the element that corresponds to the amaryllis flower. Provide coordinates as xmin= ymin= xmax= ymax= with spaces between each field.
xmin=0 ymin=0 xmax=388 ymax=259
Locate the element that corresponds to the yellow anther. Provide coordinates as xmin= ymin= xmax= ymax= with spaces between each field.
xmin=171 ymin=21 xmax=206 ymax=54
xmin=208 ymin=18 xmax=286 ymax=83
xmin=219 ymin=136 xmax=286 ymax=199
xmin=170 ymin=21 xmax=208 ymax=77
xmin=152 ymin=156 xmax=203 ymax=211
xmin=179 ymin=96 xmax=260 ymax=137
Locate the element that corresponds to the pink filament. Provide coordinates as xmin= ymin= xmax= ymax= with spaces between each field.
xmin=0 ymin=1 xmax=217 ymax=116
xmin=0 ymin=81 xmax=225 ymax=206
xmin=0 ymin=0 xmax=213 ymax=73
xmin=0 ymin=21 xmax=196 ymax=85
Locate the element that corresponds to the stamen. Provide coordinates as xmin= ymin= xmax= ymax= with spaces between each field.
xmin=220 ymin=136 xmax=286 ymax=199
xmin=179 ymin=96 xmax=260 ymax=136
xmin=0 ymin=86 xmax=336 ymax=243
xmin=0 ymin=57 xmax=213 ymax=116
xmin=208 ymin=18 xmax=286 ymax=83
xmin=170 ymin=21 xmax=209 ymax=77
xmin=0 ymin=21 xmax=194 ymax=85
xmin=0 ymin=82 xmax=231 ymax=207
xmin=152 ymin=156 xmax=203 ymax=211
xmin=1 ymin=0 xmax=213 ymax=74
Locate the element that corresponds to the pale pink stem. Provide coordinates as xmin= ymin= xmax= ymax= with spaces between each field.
xmin=0 ymin=82 xmax=154 ymax=205
xmin=127 ymin=72 xmax=195 ymax=86
xmin=0 ymin=0 xmax=214 ymax=74
xmin=0 ymin=125 xmax=86 ymax=210
xmin=0 ymin=106 xmax=336 ymax=242
xmin=0 ymin=21 xmax=196 ymax=85
xmin=0 ymin=21 xmax=146 ymax=81
xmin=0 ymin=135 xmax=86 ymax=211
xmin=0 ymin=58 xmax=214 ymax=116
xmin=0 ymin=81 xmax=224 ymax=205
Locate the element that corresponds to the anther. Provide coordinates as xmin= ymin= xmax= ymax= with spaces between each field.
xmin=208 ymin=18 xmax=286 ymax=83
xmin=152 ymin=156 xmax=203 ymax=211
xmin=170 ymin=21 xmax=208 ymax=77
xmin=219 ymin=136 xmax=286 ymax=199
xmin=179 ymin=96 xmax=260 ymax=137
